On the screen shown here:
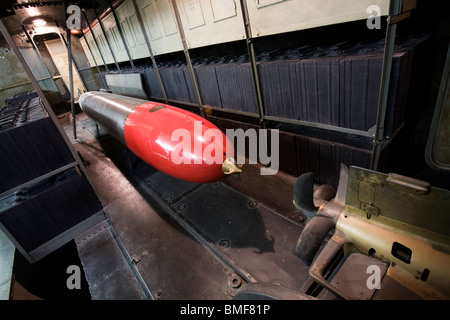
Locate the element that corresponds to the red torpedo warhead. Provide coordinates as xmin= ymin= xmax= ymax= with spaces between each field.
xmin=79 ymin=91 xmax=241 ymax=183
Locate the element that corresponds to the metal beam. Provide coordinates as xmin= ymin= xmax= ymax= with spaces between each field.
xmin=108 ymin=0 xmax=136 ymax=72
xmin=66 ymin=14 xmax=76 ymax=139
xmin=21 ymin=25 xmax=64 ymax=103
xmin=371 ymin=0 xmax=410 ymax=170
xmin=94 ymin=6 xmax=121 ymax=73
xmin=131 ymin=0 xmax=168 ymax=103
xmin=58 ymin=31 xmax=88 ymax=92
xmin=82 ymin=8 xmax=109 ymax=73
xmin=81 ymin=29 xmax=102 ymax=76
xmin=171 ymin=0 xmax=205 ymax=118
xmin=239 ymin=0 xmax=266 ymax=129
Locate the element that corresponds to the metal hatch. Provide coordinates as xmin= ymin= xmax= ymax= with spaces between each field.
xmin=426 ymin=43 xmax=450 ymax=172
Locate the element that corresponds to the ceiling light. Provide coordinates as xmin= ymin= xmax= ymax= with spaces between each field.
xmin=70 ymin=29 xmax=82 ymax=35
xmin=33 ymin=19 xmax=47 ymax=27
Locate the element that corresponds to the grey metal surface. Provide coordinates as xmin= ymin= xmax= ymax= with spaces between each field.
xmin=135 ymin=164 xmax=311 ymax=292
xmin=172 ymin=182 xmax=311 ymax=289
xmin=105 ymin=73 xmax=148 ymax=100
xmin=76 ymin=221 xmax=146 ymax=300
xmin=106 ymin=186 xmax=233 ymax=300
xmin=79 ymin=91 xmax=146 ymax=144
xmin=0 ymin=228 xmax=15 ymax=300
xmin=327 ymin=253 xmax=388 ymax=300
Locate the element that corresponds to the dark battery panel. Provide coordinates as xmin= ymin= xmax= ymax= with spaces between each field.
xmin=0 ymin=117 xmax=75 ymax=194
xmin=159 ymin=66 xmax=193 ymax=103
xmin=339 ymin=54 xmax=382 ymax=131
xmin=258 ymin=60 xmax=298 ymax=120
xmin=142 ymin=68 xmax=165 ymax=100
xmin=0 ymin=174 xmax=102 ymax=252
xmin=216 ymin=63 xmax=258 ymax=114
xmin=182 ymin=66 xmax=197 ymax=104
xmin=295 ymin=135 xmax=372 ymax=188
xmin=299 ymin=58 xmax=341 ymax=126
xmin=195 ymin=65 xmax=222 ymax=108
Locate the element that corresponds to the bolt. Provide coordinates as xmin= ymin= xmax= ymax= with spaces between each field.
xmin=290 ymin=212 xmax=305 ymax=223
xmin=164 ymin=193 xmax=174 ymax=200
xmin=218 ymin=239 xmax=230 ymax=249
xmin=229 ymin=275 xmax=242 ymax=288
xmin=248 ymin=201 xmax=257 ymax=208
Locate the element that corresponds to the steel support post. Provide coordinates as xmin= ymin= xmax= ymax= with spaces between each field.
xmin=371 ymin=0 xmax=404 ymax=171
xmin=108 ymin=0 xmax=136 ymax=72
xmin=81 ymin=29 xmax=102 ymax=76
xmin=171 ymin=0 xmax=205 ymax=118
xmin=66 ymin=8 xmax=76 ymax=140
xmin=239 ymin=0 xmax=266 ymax=128
xmin=94 ymin=6 xmax=121 ymax=73
xmin=21 ymin=25 xmax=65 ymax=103
xmin=131 ymin=0 xmax=168 ymax=103
xmin=82 ymin=8 xmax=109 ymax=73
xmin=58 ymin=31 xmax=88 ymax=92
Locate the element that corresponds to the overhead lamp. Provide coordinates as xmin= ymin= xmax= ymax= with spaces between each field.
xmin=32 ymin=19 xmax=47 ymax=27
xmin=70 ymin=29 xmax=83 ymax=35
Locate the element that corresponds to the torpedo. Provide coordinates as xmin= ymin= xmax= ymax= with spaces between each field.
xmin=79 ymin=91 xmax=242 ymax=183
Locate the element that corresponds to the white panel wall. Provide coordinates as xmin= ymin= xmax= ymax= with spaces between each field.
xmin=81 ymin=0 xmax=390 ymax=67
xmin=116 ymin=0 xmax=151 ymax=60
xmin=175 ymin=0 xmax=246 ymax=49
xmin=137 ymin=0 xmax=184 ymax=56
xmin=80 ymin=34 xmax=95 ymax=67
xmin=246 ymin=0 xmax=390 ymax=37
xmin=92 ymin=23 xmax=114 ymax=65
xmin=82 ymin=32 xmax=101 ymax=66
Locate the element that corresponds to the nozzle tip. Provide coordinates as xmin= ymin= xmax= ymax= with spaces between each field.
xmin=222 ymin=157 xmax=243 ymax=175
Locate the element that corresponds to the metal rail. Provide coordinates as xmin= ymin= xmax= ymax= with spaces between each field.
xmin=82 ymin=8 xmax=109 ymax=73
xmin=171 ymin=0 xmax=206 ymax=118
xmin=94 ymin=6 xmax=121 ymax=73
xmin=239 ymin=0 xmax=266 ymax=129
xmin=131 ymin=0 xmax=168 ymax=103
xmin=108 ymin=0 xmax=136 ymax=72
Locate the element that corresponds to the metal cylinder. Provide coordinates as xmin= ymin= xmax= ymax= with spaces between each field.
xmin=79 ymin=91 xmax=145 ymax=144
xmin=79 ymin=91 xmax=242 ymax=183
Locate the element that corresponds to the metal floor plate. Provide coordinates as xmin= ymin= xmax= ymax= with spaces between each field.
xmin=137 ymin=166 xmax=311 ymax=291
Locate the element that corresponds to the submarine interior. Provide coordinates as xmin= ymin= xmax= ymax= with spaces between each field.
xmin=1 ymin=0 xmax=450 ymax=302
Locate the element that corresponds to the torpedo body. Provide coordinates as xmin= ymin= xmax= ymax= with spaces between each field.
xmin=79 ymin=91 xmax=240 ymax=183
